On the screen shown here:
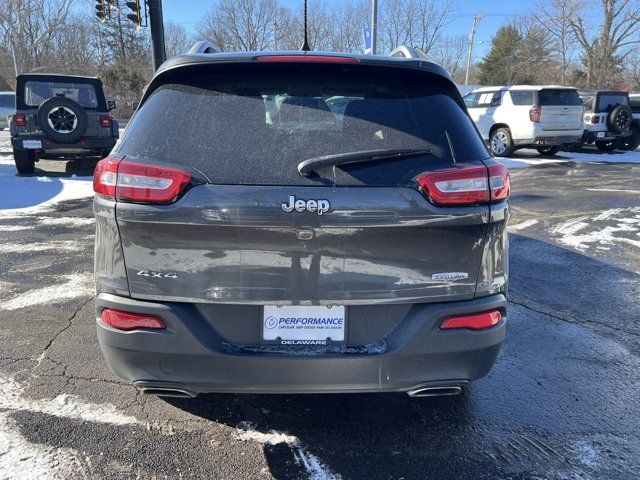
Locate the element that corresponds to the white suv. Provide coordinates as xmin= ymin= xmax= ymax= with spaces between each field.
xmin=463 ymin=86 xmax=584 ymax=157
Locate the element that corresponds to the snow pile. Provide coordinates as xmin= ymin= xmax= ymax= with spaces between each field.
xmin=497 ymin=148 xmax=640 ymax=169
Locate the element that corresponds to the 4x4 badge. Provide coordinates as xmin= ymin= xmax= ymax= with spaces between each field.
xmin=282 ymin=195 xmax=330 ymax=215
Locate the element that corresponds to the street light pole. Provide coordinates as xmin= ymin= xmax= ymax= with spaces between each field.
xmin=465 ymin=13 xmax=484 ymax=85
xmin=371 ymin=0 xmax=378 ymax=55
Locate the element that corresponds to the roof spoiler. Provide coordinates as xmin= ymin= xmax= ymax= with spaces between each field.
xmin=188 ymin=41 xmax=219 ymax=55
xmin=389 ymin=46 xmax=429 ymax=60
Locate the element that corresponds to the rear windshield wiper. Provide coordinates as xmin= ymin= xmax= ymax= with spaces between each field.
xmin=297 ymin=148 xmax=433 ymax=177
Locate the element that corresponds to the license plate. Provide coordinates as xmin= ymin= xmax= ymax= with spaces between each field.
xmin=597 ymin=132 xmax=606 ymax=139
xmin=263 ymin=305 xmax=346 ymax=344
xmin=23 ymin=140 xmax=42 ymax=149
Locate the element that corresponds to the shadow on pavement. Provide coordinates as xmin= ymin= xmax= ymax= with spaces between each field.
xmin=164 ymin=235 xmax=640 ymax=479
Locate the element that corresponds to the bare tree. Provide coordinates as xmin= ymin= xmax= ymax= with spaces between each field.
xmin=532 ymin=0 xmax=580 ymax=84
xmin=164 ymin=21 xmax=191 ymax=58
xmin=0 ymin=0 xmax=75 ymax=74
xmin=198 ymin=0 xmax=284 ymax=51
xmin=570 ymin=0 xmax=640 ymax=88
xmin=379 ymin=0 xmax=453 ymax=54
xmin=430 ymin=34 xmax=468 ymax=81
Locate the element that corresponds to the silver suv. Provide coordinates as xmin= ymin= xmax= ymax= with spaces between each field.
xmin=93 ymin=50 xmax=510 ymax=398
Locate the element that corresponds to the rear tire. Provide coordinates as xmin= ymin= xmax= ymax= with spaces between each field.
xmin=489 ymin=128 xmax=515 ymax=157
xmin=13 ymin=149 xmax=36 ymax=175
xmin=536 ymin=146 xmax=560 ymax=156
xmin=595 ymin=140 xmax=618 ymax=152
xmin=620 ymin=125 xmax=640 ymax=151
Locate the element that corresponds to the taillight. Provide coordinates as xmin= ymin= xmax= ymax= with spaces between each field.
xmin=93 ymin=156 xmax=192 ymax=204
xmin=440 ymin=310 xmax=502 ymax=331
xmin=101 ymin=308 xmax=166 ymax=331
xmin=93 ymin=156 xmax=121 ymax=199
xmin=256 ymin=55 xmax=359 ymax=63
xmin=416 ymin=164 xmax=510 ymax=206
xmin=99 ymin=115 xmax=112 ymax=128
xmin=487 ymin=164 xmax=510 ymax=201
xmin=417 ymin=167 xmax=489 ymax=206
xmin=529 ymin=105 xmax=541 ymax=123
xmin=14 ymin=114 xmax=26 ymax=127
xmin=591 ymin=115 xmax=600 ymax=124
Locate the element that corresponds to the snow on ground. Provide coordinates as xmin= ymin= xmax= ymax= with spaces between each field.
xmin=0 ymin=142 xmax=94 ymax=218
xmin=236 ymin=422 xmax=342 ymax=480
xmin=549 ymin=207 xmax=640 ymax=252
xmin=497 ymin=148 xmax=640 ymax=169
xmin=0 ymin=273 xmax=94 ymax=311
xmin=0 ymin=374 xmax=138 ymax=480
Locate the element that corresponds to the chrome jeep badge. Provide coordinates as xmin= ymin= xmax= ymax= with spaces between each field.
xmin=432 ymin=272 xmax=469 ymax=281
xmin=282 ymin=195 xmax=330 ymax=215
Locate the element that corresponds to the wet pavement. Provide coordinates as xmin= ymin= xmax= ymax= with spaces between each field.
xmin=0 ymin=148 xmax=639 ymax=479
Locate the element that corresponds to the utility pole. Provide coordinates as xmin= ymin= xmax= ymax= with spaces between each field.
xmin=274 ymin=21 xmax=278 ymax=50
xmin=371 ymin=0 xmax=378 ymax=54
xmin=465 ymin=13 xmax=484 ymax=86
xmin=147 ymin=0 xmax=166 ymax=71
xmin=9 ymin=37 xmax=21 ymax=76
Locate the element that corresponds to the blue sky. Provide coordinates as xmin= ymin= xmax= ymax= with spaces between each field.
xmin=162 ymin=0 xmax=538 ymax=59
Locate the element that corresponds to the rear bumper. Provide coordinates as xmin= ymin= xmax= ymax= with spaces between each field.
xmin=96 ymin=293 xmax=507 ymax=394
xmin=582 ymin=130 xmax=632 ymax=142
xmin=514 ymin=134 xmax=583 ymax=147
xmin=11 ymin=135 xmax=117 ymax=153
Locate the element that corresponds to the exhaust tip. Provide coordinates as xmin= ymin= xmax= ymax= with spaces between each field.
xmin=139 ymin=387 xmax=197 ymax=398
xmin=407 ymin=386 xmax=462 ymax=398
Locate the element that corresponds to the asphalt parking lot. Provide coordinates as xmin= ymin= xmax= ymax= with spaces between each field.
xmin=1 ymin=136 xmax=639 ymax=479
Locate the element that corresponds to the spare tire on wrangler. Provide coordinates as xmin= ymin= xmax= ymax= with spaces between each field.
xmin=608 ymin=105 xmax=632 ymax=134
xmin=37 ymin=96 xmax=88 ymax=144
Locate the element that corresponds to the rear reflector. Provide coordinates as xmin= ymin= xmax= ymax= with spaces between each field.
xmin=93 ymin=156 xmax=192 ymax=204
xmin=14 ymin=114 xmax=26 ymax=127
xmin=101 ymin=308 xmax=166 ymax=331
xmin=99 ymin=115 xmax=112 ymax=128
xmin=256 ymin=55 xmax=359 ymax=63
xmin=440 ymin=310 xmax=502 ymax=331
xmin=416 ymin=164 xmax=510 ymax=206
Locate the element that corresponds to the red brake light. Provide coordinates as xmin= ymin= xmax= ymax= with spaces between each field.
xmin=416 ymin=164 xmax=510 ymax=206
xmin=592 ymin=115 xmax=600 ymax=124
xmin=416 ymin=167 xmax=490 ymax=206
xmin=529 ymin=105 xmax=541 ymax=123
xmin=440 ymin=310 xmax=502 ymax=331
xmin=14 ymin=114 xmax=26 ymax=127
xmin=101 ymin=308 xmax=166 ymax=331
xmin=256 ymin=55 xmax=359 ymax=63
xmin=93 ymin=156 xmax=121 ymax=199
xmin=100 ymin=115 xmax=112 ymax=128
xmin=93 ymin=156 xmax=192 ymax=204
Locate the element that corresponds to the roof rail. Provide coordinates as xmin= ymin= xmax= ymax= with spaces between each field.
xmin=188 ymin=41 xmax=219 ymax=55
xmin=389 ymin=46 xmax=429 ymax=60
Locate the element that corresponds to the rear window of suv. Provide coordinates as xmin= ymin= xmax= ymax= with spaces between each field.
xmin=597 ymin=93 xmax=628 ymax=112
xmin=538 ymin=89 xmax=582 ymax=106
xmin=117 ymin=65 xmax=489 ymax=186
xmin=25 ymin=81 xmax=98 ymax=108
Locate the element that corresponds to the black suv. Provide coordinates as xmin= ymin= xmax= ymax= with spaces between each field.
xmin=10 ymin=74 xmax=119 ymax=174
xmin=93 ymin=50 xmax=509 ymax=397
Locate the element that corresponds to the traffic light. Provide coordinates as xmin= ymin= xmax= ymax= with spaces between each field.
xmin=95 ymin=0 xmax=108 ymax=24
xmin=125 ymin=1 xmax=144 ymax=30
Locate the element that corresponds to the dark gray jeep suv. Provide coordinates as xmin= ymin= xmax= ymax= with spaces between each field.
xmin=93 ymin=51 xmax=510 ymax=398
xmin=10 ymin=74 xmax=119 ymax=174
